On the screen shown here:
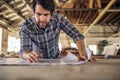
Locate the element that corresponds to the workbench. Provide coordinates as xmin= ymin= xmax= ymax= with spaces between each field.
xmin=0 ymin=58 xmax=120 ymax=80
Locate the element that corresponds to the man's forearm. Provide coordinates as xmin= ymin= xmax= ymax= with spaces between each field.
xmin=76 ymin=39 xmax=86 ymax=56
xmin=76 ymin=40 xmax=96 ymax=61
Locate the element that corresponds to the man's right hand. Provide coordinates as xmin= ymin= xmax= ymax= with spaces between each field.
xmin=23 ymin=51 xmax=40 ymax=62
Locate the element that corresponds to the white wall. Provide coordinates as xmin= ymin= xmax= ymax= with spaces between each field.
xmin=85 ymin=38 xmax=120 ymax=45
xmin=85 ymin=25 xmax=119 ymax=38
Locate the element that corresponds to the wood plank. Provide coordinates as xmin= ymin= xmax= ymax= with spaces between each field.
xmin=96 ymin=0 xmax=102 ymax=8
xmin=0 ymin=59 xmax=120 ymax=80
xmin=89 ymin=0 xmax=93 ymax=8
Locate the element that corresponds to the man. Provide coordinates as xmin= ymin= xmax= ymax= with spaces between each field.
xmin=20 ymin=0 xmax=90 ymax=62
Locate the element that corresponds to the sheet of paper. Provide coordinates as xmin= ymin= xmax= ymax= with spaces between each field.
xmin=61 ymin=48 xmax=92 ymax=65
xmin=86 ymin=48 xmax=92 ymax=60
xmin=0 ymin=48 xmax=92 ymax=65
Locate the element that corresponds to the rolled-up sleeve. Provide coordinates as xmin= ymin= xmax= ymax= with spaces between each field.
xmin=59 ymin=15 xmax=84 ymax=43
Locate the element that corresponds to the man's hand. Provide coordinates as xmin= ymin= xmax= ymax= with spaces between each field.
xmin=78 ymin=53 xmax=87 ymax=61
xmin=23 ymin=51 xmax=40 ymax=62
xmin=78 ymin=53 xmax=96 ymax=61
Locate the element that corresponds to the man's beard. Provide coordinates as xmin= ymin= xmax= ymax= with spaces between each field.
xmin=39 ymin=22 xmax=48 ymax=28
xmin=40 ymin=24 xmax=46 ymax=28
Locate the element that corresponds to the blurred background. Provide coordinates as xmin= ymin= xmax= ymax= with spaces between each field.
xmin=0 ymin=0 xmax=120 ymax=58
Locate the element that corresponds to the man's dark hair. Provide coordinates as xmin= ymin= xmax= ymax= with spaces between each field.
xmin=32 ymin=0 xmax=55 ymax=15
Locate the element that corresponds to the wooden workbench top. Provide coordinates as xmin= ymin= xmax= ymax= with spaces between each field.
xmin=0 ymin=58 xmax=120 ymax=80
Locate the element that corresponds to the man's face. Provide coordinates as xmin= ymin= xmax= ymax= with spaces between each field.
xmin=34 ymin=4 xmax=51 ymax=28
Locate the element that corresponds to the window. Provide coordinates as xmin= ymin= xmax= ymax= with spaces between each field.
xmin=7 ymin=36 xmax=20 ymax=52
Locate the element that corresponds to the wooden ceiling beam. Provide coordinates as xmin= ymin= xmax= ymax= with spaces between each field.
xmin=109 ymin=14 xmax=120 ymax=23
xmin=83 ymin=11 xmax=91 ymax=24
xmin=96 ymin=0 xmax=102 ymax=8
xmin=99 ymin=9 xmax=120 ymax=12
xmin=76 ymin=11 xmax=82 ymax=24
xmin=101 ymin=12 xmax=114 ymax=24
xmin=1 ymin=0 xmax=25 ymax=21
xmin=56 ymin=8 xmax=98 ymax=11
xmin=83 ymin=0 xmax=116 ymax=36
xmin=88 ymin=0 xmax=101 ymax=8
xmin=89 ymin=12 xmax=98 ymax=24
xmin=0 ymin=16 xmax=12 ymax=27
xmin=108 ymin=32 xmax=120 ymax=38
xmin=24 ymin=0 xmax=32 ymax=11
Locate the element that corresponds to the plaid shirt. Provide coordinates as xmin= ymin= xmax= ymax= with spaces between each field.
xmin=20 ymin=13 xmax=84 ymax=59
